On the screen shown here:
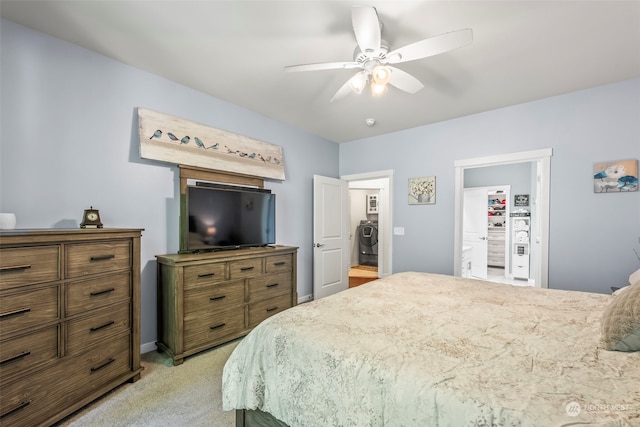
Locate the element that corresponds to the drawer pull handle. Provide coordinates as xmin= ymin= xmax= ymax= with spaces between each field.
xmin=273 ymin=261 xmax=286 ymax=266
xmin=90 ymin=320 xmax=115 ymax=332
xmin=0 ymin=264 xmax=32 ymax=273
xmin=90 ymin=254 xmax=115 ymax=262
xmin=210 ymin=323 xmax=226 ymax=330
xmin=266 ymin=306 xmax=278 ymax=312
xmin=266 ymin=283 xmax=279 ymax=288
xmin=0 ymin=351 xmax=31 ymax=366
xmin=240 ymin=266 xmax=255 ymax=271
xmin=90 ymin=288 xmax=115 ymax=297
xmin=0 ymin=400 xmax=31 ymax=419
xmin=198 ymin=273 xmax=216 ymax=278
xmin=0 ymin=308 xmax=31 ymax=320
xmin=91 ymin=358 xmax=115 ymax=373
xmin=209 ymin=295 xmax=226 ymax=301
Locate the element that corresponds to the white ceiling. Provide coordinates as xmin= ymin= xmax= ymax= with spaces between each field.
xmin=2 ymin=1 xmax=639 ymax=143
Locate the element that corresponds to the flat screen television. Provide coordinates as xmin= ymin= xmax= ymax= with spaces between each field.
xmin=183 ymin=183 xmax=276 ymax=253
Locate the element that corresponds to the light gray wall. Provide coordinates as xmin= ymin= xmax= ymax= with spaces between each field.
xmin=349 ymin=189 xmax=370 ymax=265
xmin=0 ymin=19 xmax=339 ymax=348
xmin=464 ymin=163 xmax=532 ymax=194
xmin=340 ymin=78 xmax=640 ymax=294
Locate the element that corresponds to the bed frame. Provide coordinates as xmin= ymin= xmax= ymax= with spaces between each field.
xmin=236 ymin=409 xmax=289 ymax=427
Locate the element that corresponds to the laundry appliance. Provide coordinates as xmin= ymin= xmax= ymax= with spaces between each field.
xmin=358 ymin=220 xmax=378 ymax=267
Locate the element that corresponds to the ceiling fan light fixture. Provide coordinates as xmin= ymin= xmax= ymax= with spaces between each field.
xmin=372 ymin=65 xmax=391 ymax=85
xmin=348 ymin=72 xmax=367 ymax=94
xmin=370 ymin=80 xmax=388 ymax=96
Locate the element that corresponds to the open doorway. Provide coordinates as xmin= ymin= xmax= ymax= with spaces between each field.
xmin=342 ymin=170 xmax=393 ymax=287
xmin=454 ymin=149 xmax=552 ymax=288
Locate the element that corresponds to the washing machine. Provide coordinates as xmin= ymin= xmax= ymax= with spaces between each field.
xmin=358 ymin=220 xmax=378 ymax=266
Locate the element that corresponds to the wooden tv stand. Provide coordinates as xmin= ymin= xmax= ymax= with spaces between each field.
xmin=155 ymin=245 xmax=297 ymax=365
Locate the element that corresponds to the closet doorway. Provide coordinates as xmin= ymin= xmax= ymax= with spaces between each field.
xmin=453 ymin=149 xmax=552 ymax=288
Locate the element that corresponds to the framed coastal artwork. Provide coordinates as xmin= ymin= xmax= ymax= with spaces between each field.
xmin=408 ymin=176 xmax=436 ymax=205
xmin=593 ymin=159 xmax=638 ymax=193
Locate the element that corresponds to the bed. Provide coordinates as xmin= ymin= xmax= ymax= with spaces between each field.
xmin=222 ymin=272 xmax=640 ymax=427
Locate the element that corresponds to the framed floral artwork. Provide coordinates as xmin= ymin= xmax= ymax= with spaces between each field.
xmin=593 ymin=159 xmax=638 ymax=193
xmin=409 ymin=176 xmax=436 ymax=204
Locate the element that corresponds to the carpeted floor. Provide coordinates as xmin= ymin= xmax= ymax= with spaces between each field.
xmin=55 ymin=340 xmax=240 ymax=427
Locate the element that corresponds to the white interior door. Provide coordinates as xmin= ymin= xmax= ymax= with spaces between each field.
xmin=313 ymin=175 xmax=349 ymax=300
xmin=463 ymin=187 xmax=488 ymax=279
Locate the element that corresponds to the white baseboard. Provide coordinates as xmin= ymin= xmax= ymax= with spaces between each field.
xmin=298 ymin=294 xmax=313 ymax=304
xmin=140 ymin=341 xmax=158 ymax=354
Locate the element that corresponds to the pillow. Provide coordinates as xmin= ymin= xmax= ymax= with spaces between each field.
xmin=629 ymin=268 xmax=640 ymax=286
xmin=601 ymin=280 xmax=640 ymax=351
xmin=612 ymin=286 xmax=628 ymax=296
xmin=611 ymin=268 xmax=640 ymax=296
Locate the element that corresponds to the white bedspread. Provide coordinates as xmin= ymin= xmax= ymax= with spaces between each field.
xmin=222 ymin=272 xmax=640 ymax=426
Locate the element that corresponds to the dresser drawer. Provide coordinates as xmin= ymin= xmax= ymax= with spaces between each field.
xmin=488 ymin=257 xmax=505 ymax=267
xmin=183 ymin=263 xmax=226 ymax=289
xmin=487 ymin=246 xmax=504 ymax=255
xmin=66 ymin=271 xmax=131 ymax=316
xmin=248 ymin=272 xmax=292 ymax=302
xmin=184 ymin=309 xmax=244 ymax=351
xmin=248 ymin=294 xmax=292 ymax=328
xmin=265 ymin=254 xmax=292 ymax=273
xmin=0 ymin=325 xmax=58 ymax=381
xmin=66 ymin=241 xmax=131 ymax=278
xmin=0 ymin=246 xmax=60 ymax=290
xmin=63 ymin=332 xmax=131 ymax=396
xmin=229 ymin=258 xmax=263 ymax=279
xmin=184 ymin=280 xmax=244 ymax=316
xmin=0 ymin=332 xmax=130 ymax=427
xmin=487 ymin=230 xmax=505 ymax=241
xmin=0 ymin=285 xmax=59 ymax=335
xmin=67 ymin=303 xmax=130 ymax=355
xmin=0 ymin=363 xmax=60 ymax=427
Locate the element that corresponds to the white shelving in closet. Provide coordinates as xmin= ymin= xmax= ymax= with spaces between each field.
xmin=511 ymin=214 xmax=531 ymax=279
xmin=487 ymin=192 xmax=507 ymax=268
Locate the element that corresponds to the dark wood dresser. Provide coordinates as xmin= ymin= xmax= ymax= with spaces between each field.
xmin=0 ymin=228 xmax=143 ymax=426
xmin=156 ymin=245 xmax=297 ymax=365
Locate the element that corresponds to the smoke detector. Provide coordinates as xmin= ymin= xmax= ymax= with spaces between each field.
xmin=365 ymin=118 xmax=376 ymax=126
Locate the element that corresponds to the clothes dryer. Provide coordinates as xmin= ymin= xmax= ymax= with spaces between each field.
xmin=358 ymin=220 xmax=378 ymax=266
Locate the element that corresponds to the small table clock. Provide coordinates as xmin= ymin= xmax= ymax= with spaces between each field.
xmin=80 ymin=207 xmax=103 ymax=228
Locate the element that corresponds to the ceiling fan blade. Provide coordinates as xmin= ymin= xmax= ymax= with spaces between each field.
xmin=386 ymin=28 xmax=473 ymax=64
xmin=330 ymin=72 xmax=362 ymax=103
xmin=284 ymin=61 xmax=360 ymax=72
xmin=387 ymin=66 xmax=424 ymax=94
xmin=352 ymin=6 xmax=381 ymax=53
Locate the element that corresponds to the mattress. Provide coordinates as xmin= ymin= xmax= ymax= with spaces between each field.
xmin=222 ymin=272 xmax=640 ymax=426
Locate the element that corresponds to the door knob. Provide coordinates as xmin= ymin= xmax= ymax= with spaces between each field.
xmin=479 ymin=237 xmax=487 ymax=240
xmin=313 ymin=243 xmax=325 ymax=248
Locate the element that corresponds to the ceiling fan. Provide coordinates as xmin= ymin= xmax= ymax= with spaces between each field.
xmin=284 ymin=6 xmax=473 ymax=102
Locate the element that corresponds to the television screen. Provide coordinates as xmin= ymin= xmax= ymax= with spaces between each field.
xmin=185 ymin=184 xmax=275 ymax=252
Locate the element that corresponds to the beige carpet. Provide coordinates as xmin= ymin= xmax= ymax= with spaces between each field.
xmin=55 ymin=340 xmax=240 ymax=427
